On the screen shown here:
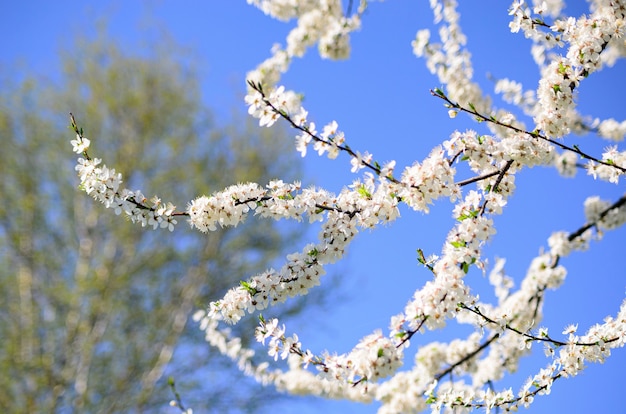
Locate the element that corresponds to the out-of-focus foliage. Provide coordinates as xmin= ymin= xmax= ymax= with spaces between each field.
xmin=0 ymin=31 xmax=305 ymax=413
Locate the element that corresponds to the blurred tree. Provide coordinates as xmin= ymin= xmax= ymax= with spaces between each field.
xmin=0 ymin=31 xmax=310 ymax=413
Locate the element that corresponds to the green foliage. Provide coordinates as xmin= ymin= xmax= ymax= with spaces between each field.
xmin=0 ymin=31 xmax=305 ymax=413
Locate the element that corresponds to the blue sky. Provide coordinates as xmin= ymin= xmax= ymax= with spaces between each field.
xmin=2 ymin=1 xmax=625 ymax=413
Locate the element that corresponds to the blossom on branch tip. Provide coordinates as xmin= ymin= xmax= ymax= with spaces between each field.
xmin=71 ymin=134 xmax=90 ymax=154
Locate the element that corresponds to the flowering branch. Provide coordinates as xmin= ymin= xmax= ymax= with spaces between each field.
xmin=461 ymin=303 xmax=622 ymax=348
xmin=568 ymin=194 xmax=626 ymax=240
xmin=246 ymin=80 xmax=387 ymax=178
xmin=70 ymin=114 xmax=181 ymax=231
xmin=431 ymin=88 xmax=626 ymax=175
xmin=69 ymin=1 xmax=626 ymax=412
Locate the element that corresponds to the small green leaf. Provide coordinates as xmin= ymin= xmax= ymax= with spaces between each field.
xmin=357 ymin=185 xmax=372 ymax=199
xmin=457 ymin=210 xmax=478 ymax=221
xmin=240 ymin=280 xmax=258 ymax=295
xmin=417 ymin=248 xmax=426 ymax=264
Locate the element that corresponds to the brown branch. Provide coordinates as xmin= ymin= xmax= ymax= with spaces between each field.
xmin=567 ymin=194 xmax=626 ymax=241
xmin=435 ymin=333 xmax=500 ymax=381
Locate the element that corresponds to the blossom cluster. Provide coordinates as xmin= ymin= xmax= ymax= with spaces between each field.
xmin=72 ymin=135 xmax=177 ymax=231
xmin=245 ymin=0 xmax=364 ymax=90
xmin=495 ymin=76 xmax=626 ymax=143
xmin=245 ymin=84 xmax=349 ymax=161
xmin=509 ymin=1 xmax=626 ymax=138
xmin=584 ymin=195 xmax=626 ymax=231
xmin=587 ymin=145 xmax=626 ymax=183
xmin=255 ymin=318 xmax=404 ymax=389
xmin=411 ymin=0 xmax=489 ymax=115
xmin=317 ymin=330 xmax=404 ymax=388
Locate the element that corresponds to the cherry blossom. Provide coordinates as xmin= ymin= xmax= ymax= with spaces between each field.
xmin=70 ymin=1 xmax=626 ymax=412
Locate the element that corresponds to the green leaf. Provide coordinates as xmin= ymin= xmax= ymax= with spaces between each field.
xmin=357 ymin=185 xmax=372 ymax=199
xmin=457 ymin=209 xmax=479 ymax=221
xmin=417 ymin=248 xmax=426 ymax=264
xmin=425 ymin=394 xmax=437 ymax=404
xmin=240 ymin=280 xmax=258 ymax=295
